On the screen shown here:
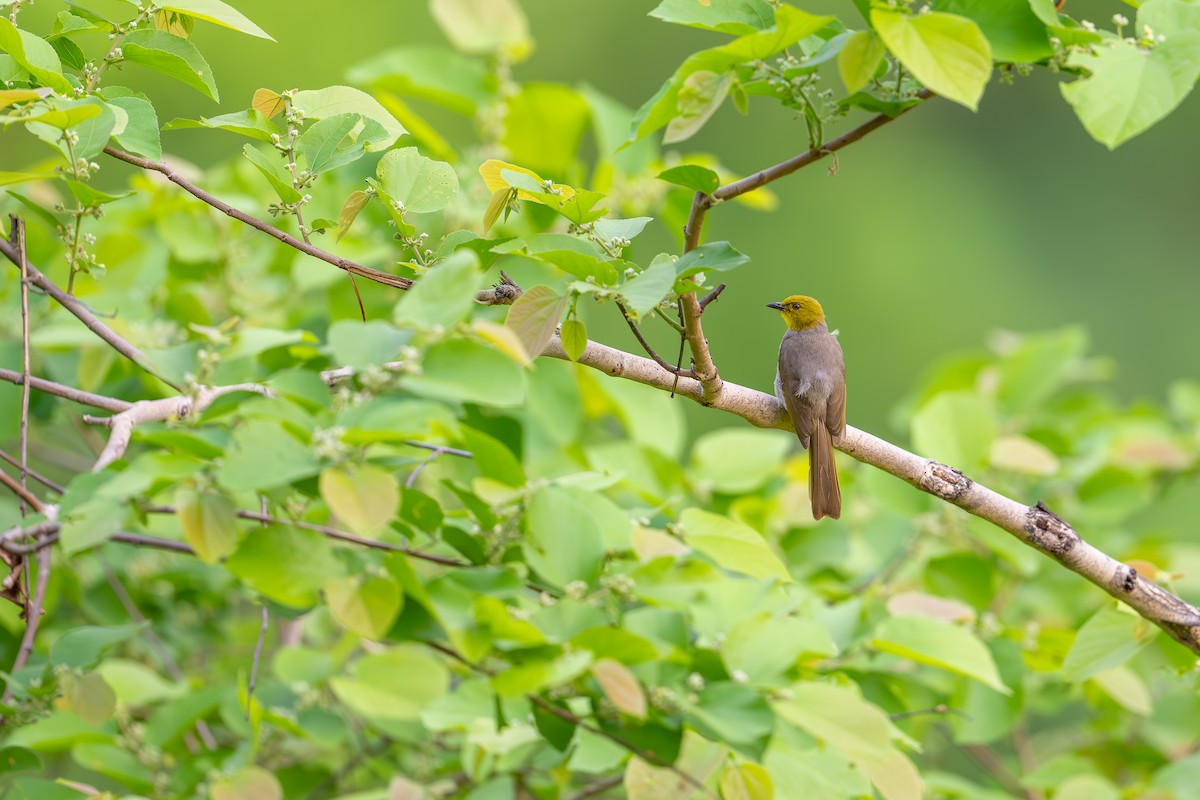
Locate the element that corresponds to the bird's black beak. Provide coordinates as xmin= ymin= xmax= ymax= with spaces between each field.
xmin=766 ymin=302 xmax=784 ymax=310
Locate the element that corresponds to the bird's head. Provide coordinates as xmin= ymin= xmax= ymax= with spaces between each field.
xmin=767 ymin=294 xmax=825 ymax=330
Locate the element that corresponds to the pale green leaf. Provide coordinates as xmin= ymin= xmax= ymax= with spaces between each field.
xmin=504 ymin=285 xmax=568 ymax=364
xmin=680 ymin=508 xmax=792 ymax=581
xmin=158 ymin=0 xmax=273 ymax=40
xmin=838 ymin=30 xmax=886 ymax=94
xmin=175 ymin=487 xmax=239 ymax=564
xmin=871 ymin=615 xmax=1010 ymax=694
xmin=319 ymin=466 xmax=400 ymax=538
xmin=871 ymin=9 xmax=992 ymax=110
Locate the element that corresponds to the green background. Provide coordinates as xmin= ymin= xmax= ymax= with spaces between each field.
xmin=9 ymin=0 xmax=1198 ymax=436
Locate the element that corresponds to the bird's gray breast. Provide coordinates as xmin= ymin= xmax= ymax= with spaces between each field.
xmin=777 ymin=325 xmax=843 ymax=404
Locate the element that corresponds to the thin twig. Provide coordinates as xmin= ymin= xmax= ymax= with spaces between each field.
xmin=698 ymin=283 xmax=725 ymax=310
xmin=0 ymin=241 xmax=183 ymax=391
xmin=103 ymin=146 xmax=412 ymax=291
xmin=246 ymin=605 xmax=268 ymax=719
xmin=406 ymin=446 xmax=449 ymax=488
xmin=614 ymin=301 xmax=696 ymax=378
xmin=0 ymin=368 xmax=132 ymax=412
xmin=0 ymin=449 xmax=63 ymax=494
xmin=100 ymin=557 xmax=217 ymax=750
xmin=568 ymin=775 xmax=624 ymax=800
xmin=12 ymin=216 xmax=31 ymax=518
xmin=889 ymin=704 xmax=969 ymax=722
xmin=4 ymin=543 xmax=50 ymax=705
xmin=404 ymin=440 xmax=473 ymax=458
xmin=0 ymin=469 xmax=43 ymax=512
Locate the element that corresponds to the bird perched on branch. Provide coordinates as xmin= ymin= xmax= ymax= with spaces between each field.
xmin=768 ymin=295 xmax=846 ymax=520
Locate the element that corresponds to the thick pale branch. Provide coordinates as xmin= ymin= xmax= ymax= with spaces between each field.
xmin=103 ymin=146 xmax=413 ymax=291
xmin=542 ymin=333 xmax=1200 ymax=653
xmin=83 ymin=383 xmax=273 ymax=471
xmin=0 ymin=240 xmax=183 ymax=391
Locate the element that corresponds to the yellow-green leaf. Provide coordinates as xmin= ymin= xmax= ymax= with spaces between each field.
xmin=325 ymin=573 xmax=403 ymax=639
xmin=319 ymin=466 xmax=400 ymax=538
xmin=838 ymin=30 xmax=886 ymax=94
xmin=505 ymin=285 xmax=568 ymax=365
xmin=720 ymin=763 xmax=774 ymax=800
xmin=560 ymin=318 xmax=588 ymax=362
xmin=175 ymin=487 xmax=239 ymax=564
xmin=871 ymin=9 xmax=992 ymax=110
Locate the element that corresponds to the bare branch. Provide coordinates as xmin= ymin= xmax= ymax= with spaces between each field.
xmin=0 ymin=449 xmax=64 ymax=494
xmin=320 ymin=360 xmax=406 ymax=385
xmin=246 ymin=605 xmax=269 ymax=719
xmin=103 ymin=147 xmax=413 ymax=291
xmin=0 ymin=469 xmax=43 ymax=513
xmin=698 ymin=283 xmax=726 ymax=310
xmin=475 ymin=270 xmax=523 ymax=306
xmin=0 ymin=368 xmax=132 ymax=413
xmin=12 ymin=216 xmax=31 ymax=518
xmin=83 ymin=383 xmax=273 ymax=471
xmin=540 ymin=332 xmax=1200 ymax=653
xmin=614 ymin=300 xmax=695 ymax=378
xmin=3 ymin=543 xmax=50 ymax=705
xmin=0 ymin=240 xmax=184 ymax=391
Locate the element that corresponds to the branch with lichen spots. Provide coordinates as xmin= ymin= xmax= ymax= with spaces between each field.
xmin=541 ymin=331 xmax=1200 ymax=654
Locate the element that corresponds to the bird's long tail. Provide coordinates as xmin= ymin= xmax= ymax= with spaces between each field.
xmin=808 ymin=425 xmax=841 ymax=520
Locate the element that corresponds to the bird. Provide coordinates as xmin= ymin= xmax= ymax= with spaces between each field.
xmin=767 ymin=295 xmax=846 ymax=520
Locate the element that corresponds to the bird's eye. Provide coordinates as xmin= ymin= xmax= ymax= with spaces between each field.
xmin=790 ymin=303 xmax=799 ymax=310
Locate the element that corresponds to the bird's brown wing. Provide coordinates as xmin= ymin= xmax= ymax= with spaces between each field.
xmin=778 ymin=360 xmax=816 ymax=449
xmin=825 ymin=370 xmax=846 ymax=442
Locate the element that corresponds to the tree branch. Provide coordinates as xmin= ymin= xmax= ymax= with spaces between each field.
xmin=615 ymin=301 xmax=695 ymax=378
xmin=676 ymin=90 xmax=936 ymax=404
xmin=82 ymin=383 xmax=273 ymax=471
xmin=540 ymin=332 xmax=1200 ymax=653
xmin=0 ymin=240 xmax=184 ymax=392
xmin=12 ymin=216 xmax=31 ymax=519
xmin=102 ymin=146 xmax=413 ymax=291
xmin=0 ymin=368 xmax=132 ymax=412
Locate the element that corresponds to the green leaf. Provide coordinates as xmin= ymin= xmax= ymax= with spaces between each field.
xmin=1062 ymin=604 xmax=1159 ymax=682
xmin=673 ymin=241 xmax=750 ymax=286
xmin=157 ymin=0 xmax=273 ymax=40
xmin=376 ymin=146 xmax=459 ymax=213
xmin=429 ymin=0 xmax=532 ymax=59
xmin=934 ymin=0 xmax=1054 ymax=63
xmin=504 ymin=82 xmax=591 ymax=178
xmin=690 ymin=428 xmax=792 ymax=494
xmin=839 ymin=30 xmax=887 ymax=94
xmin=619 ymin=258 xmax=676 ymax=318
xmin=870 ymin=9 xmax=992 ymax=110
xmin=680 ymin=508 xmax=792 ymax=581
xmin=630 ymin=5 xmax=833 ymax=141
xmin=776 ymin=683 xmax=924 ymax=800
xmin=394 ymin=249 xmax=480 ymax=329
xmin=911 ymin=391 xmax=996 ymax=469
xmin=122 ymin=30 xmax=219 ymax=101
xmin=1061 ymin=33 xmax=1200 ymax=149
xmin=226 ymin=525 xmax=338 ymax=608
xmin=63 ymin=672 xmax=116 ymax=726
xmin=299 ymin=112 xmax=367 ymax=173
xmin=492 ymin=650 xmax=593 ymax=698
xmin=526 ymin=486 xmax=609 ymax=588
xmin=505 ymin=285 xmax=568 ymax=364
xmin=215 ymin=419 xmax=318 ymax=492
xmin=649 ymin=0 xmax=775 ymax=35
xmin=327 ymin=318 xmax=410 ymax=369
xmin=871 ymin=615 xmax=1010 ymax=694
xmin=58 ymin=496 xmax=127 ymax=555
xmin=560 ymin=318 xmax=587 ymax=362
xmin=0 ymin=19 xmax=72 ymax=93
xmin=664 ymin=69 xmax=733 ymax=144
xmin=325 ymin=573 xmax=403 ymax=639
xmin=687 ymin=682 xmax=774 ymax=757
xmin=106 ymin=95 xmax=161 ymax=160
xmin=331 ymin=646 xmax=449 ymax=720
xmin=241 ymin=143 xmax=301 ymax=202
xmin=0 ymin=747 xmax=40 ymax=775
xmin=50 ymin=623 xmax=147 ymax=669
xmin=163 ymin=109 xmax=276 ymax=141
xmin=292 ymin=86 xmax=406 ymax=151
xmin=721 ymin=763 xmax=774 ymax=800
xmin=656 ymin=164 xmax=721 ymax=194
xmin=724 ymin=612 xmax=838 ymax=685
xmin=175 ymin=487 xmax=239 ymax=564
xmin=347 ymin=45 xmax=497 ymax=116
xmin=404 ymin=338 xmax=525 ymax=407
xmin=319 ymin=466 xmax=400 ymax=538
xmin=533 ymin=250 xmax=620 ymax=286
